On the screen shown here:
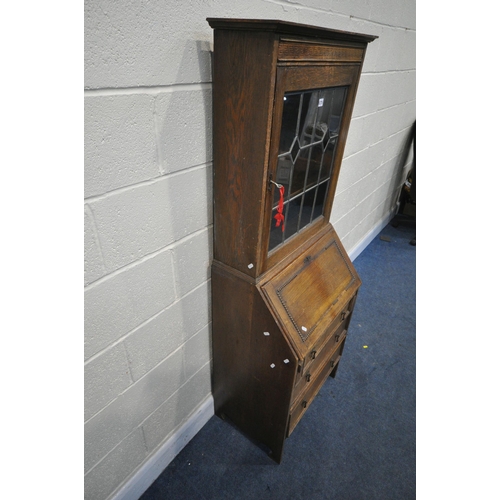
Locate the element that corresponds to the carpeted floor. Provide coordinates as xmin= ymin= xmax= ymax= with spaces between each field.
xmin=140 ymin=221 xmax=416 ymax=500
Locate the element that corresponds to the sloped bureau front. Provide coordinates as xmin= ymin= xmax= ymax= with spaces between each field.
xmin=262 ymin=229 xmax=358 ymax=346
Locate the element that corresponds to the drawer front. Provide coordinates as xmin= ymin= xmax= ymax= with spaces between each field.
xmin=287 ymin=339 xmax=344 ymax=437
xmin=278 ymin=41 xmax=364 ymax=63
xmin=297 ymin=304 xmax=351 ymax=382
xmin=292 ymin=324 xmax=346 ymax=405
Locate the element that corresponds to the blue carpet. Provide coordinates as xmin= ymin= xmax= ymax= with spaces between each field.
xmin=140 ymin=222 xmax=416 ymax=500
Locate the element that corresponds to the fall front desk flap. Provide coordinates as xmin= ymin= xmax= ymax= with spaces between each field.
xmin=260 ymin=226 xmax=360 ymax=359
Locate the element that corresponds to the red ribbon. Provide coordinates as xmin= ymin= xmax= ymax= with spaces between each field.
xmin=274 ymin=185 xmax=285 ymax=232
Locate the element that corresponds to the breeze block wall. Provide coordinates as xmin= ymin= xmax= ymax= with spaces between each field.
xmin=84 ymin=1 xmax=415 ymax=499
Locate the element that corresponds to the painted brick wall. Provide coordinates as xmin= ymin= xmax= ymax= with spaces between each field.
xmin=84 ymin=1 xmax=415 ymax=499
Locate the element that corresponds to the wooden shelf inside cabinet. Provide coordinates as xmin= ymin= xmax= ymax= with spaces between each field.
xmin=208 ymin=18 xmax=376 ymax=463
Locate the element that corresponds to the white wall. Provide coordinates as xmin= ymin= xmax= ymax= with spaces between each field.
xmin=84 ymin=1 xmax=415 ymax=499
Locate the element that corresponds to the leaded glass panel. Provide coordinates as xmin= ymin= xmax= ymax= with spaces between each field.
xmin=268 ymin=86 xmax=347 ymax=253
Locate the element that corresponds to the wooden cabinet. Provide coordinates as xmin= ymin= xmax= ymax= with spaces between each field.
xmin=207 ymin=18 xmax=377 ymax=463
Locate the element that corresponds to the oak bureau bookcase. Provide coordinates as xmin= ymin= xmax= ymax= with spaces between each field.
xmin=207 ymin=18 xmax=377 ymax=463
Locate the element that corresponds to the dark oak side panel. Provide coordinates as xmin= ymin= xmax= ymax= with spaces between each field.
xmin=212 ymin=29 xmax=278 ymax=277
xmin=212 ymin=263 xmax=297 ymax=462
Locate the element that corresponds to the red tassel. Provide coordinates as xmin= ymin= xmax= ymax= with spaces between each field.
xmin=274 ymin=185 xmax=285 ymax=232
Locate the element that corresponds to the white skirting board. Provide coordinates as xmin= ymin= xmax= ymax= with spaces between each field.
xmin=349 ymin=207 xmax=397 ymax=262
xmin=110 ymin=395 xmax=214 ymax=500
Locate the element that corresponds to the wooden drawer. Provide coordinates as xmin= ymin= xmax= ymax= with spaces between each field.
xmin=297 ymin=303 xmax=351 ymax=381
xmin=287 ymin=339 xmax=344 ymax=437
xmin=278 ymin=40 xmax=364 ymax=63
xmin=292 ymin=323 xmax=346 ymax=405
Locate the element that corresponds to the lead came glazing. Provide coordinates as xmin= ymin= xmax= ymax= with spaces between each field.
xmin=268 ymin=86 xmax=348 ymax=252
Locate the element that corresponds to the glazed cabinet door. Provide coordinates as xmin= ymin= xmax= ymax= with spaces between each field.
xmin=262 ymin=62 xmax=362 ymax=271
